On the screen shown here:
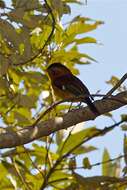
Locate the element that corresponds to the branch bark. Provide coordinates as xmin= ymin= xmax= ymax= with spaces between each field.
xmin=0 ymin=91 xmax=127 ymax=149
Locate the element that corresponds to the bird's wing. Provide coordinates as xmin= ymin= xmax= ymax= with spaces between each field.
xmin=54 ymin=74 xmax=90 ymax=96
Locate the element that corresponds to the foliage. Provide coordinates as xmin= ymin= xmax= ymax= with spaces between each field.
xmin=0 ymin=0 xmax=126 ymax=190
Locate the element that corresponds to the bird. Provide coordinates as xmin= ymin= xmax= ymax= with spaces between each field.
xmin=46 ymin=62 xmax=99 ymax=115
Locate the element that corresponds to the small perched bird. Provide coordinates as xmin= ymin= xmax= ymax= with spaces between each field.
xmin=47 ymin=63 xmax=99 ymax=115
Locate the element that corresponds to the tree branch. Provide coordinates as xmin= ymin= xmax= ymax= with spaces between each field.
xmin=0 ymin=91 xmax=127 ymax=149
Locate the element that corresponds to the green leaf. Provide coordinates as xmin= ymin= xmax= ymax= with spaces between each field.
xmin=69 ymin=158 xmax=76 ymax=169
xmin=0 ymin=57 xmax=9 ymax=76
xmin=14 ymin=94 xmax=37 ymax=108
xmin=51 ymin=49 xmax=97 ymax=63
xmin=12 ymin=0 xmax=40 ymax=10
xmin=123 ymin=135 xmax=127 ymax=166
xmin=75 ymin=37 xmax=97 ymax=45
xmin=56 ymin=130 xmax=65 ymax=145
xmin=73 ymin=145 xmax=97 ymax=155
xmin=13 ymin=107 xmax=32 ymax=125
xmin=121 ymin=114 xmax=127 ymax=122
xmin=0 ymin=162 xmax=8 ymax=179
xmin=121 ymin=124 xmax=127 ymax=131
xmin=63 ymin=0 xmax=82 ymax=4
xmin=102 ymin=148 xmax=115 ymax=177
xmin=66 ymin=20 xmax=103 ymax=37
xmin=106 ymin=76 xmax=119 ymax=86
xmin=0 ymin=18 xmax=22 ymax=50
xmin=57 ymin=127 xmax=100 ymax=155
xmin=83 ymin=157 xmax=91 ymax=169
xmin=25 ymin=172 xmax=42 ymax=190
xmin=55 ymin=23 xmax=65 ymax=45
xmin=32 ymin=144 xmax=59 ymax=164
xmin=49 ymin=171 xmax=72 ymax=185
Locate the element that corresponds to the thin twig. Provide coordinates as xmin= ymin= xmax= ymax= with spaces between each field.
xmin=49 ymin=177 xmax=70 ymax=185
xmin=44 ymin=133 xmax=55 ymax=177
xmin=55 ymin=154 xmax=125 ymax=171
xmin=104 ymin=73 xmax=127 ymax=98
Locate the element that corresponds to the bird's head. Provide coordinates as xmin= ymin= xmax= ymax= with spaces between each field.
xmin=46 ymin=63 xmax=71 ymax=80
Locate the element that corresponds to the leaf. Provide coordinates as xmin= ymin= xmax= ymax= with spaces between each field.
xmin=13 ymin=0 xmax=40 ymax=10
xmin=51 ymin=49 xmax=97 ymax=63
xmin=102 ymin=148 xmax=115 ymax=177
xmin=121 ymin=124 xmax=127 ymax=131
xmin=73 ymin=145 xmax=97 ymax=155
xmin=23 ymin=72 xmax=47 ymax=84
xmin=121 ymin=114 xmax=127 ymax=122
xmin=8 ymin=68 xmax=21 ymax=84
xmin=18 ymin=27 xmax=32 ymax=58
xmin=123 ymin=135 xmax=127 ymax=166
xmin=57 ymin=127 xmax=100 ymax=155
xmin=14 ymin=94 xmax=37 ymax=108
xmin=102 ymin=148 xmax=110 ymax=176
xmin=0 ymin=18 xmax=22 ymax=50
xmin=51 ymin=0 xmax=63 ymax=16
xmin=75 ymin=37 xmax=97 ymax=45
xmin=8 ymin=175 xmax=17 ymax=189
xmin=25 ymin=172 xmax=42 ymax=189
xmin=55 ymin=23 xmax=65 ymax=45
xmin=1 ymin=161 xmax=18 ymax=176
xmin=32 ymin=144 xmax=59 ymax=164
xmin=83 ymin=157 xmax=91 ymax=169
xmin=62 ymin=3 xmax=71 ymax=14
xmin=49 ymin=171 xmax=72 ymax=184
xmin=106 ymin=76 xmax=119 ymax=86
xmin=106 ymin=75 xmax=126 ymax=92
xmin=69 ymin=158 xmax=76 ymax=170
xmin=56 ymin=130 xmax=65 ymax=145
xmin=70 ymin=15 xmax=91 ymax=24
xmin=0 ymin=78 xmax=7 ymax=90
xmin=13 ymin=107 xmax=32 ymax=125
xmin=0 ymin=162 xmax=8 ymax=179
xmin=66 ymin=20 xmax=103 ymax=37
xmin=63 ymin=0 xmax=82 ymax=5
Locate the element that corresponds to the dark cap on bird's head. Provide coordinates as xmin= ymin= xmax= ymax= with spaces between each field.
xmin=46 ymin=63 xmax=71 ymax=79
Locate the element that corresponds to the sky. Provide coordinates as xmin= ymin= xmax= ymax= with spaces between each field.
xmin=68 ymin=0 xmax=127 ymax=176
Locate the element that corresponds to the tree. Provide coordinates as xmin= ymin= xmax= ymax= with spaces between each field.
xmin=0 ymin=0 xmax=127 ymax=189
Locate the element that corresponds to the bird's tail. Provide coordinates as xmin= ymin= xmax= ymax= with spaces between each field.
xmin=85 ymin=97 xmax=99 ymax=116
